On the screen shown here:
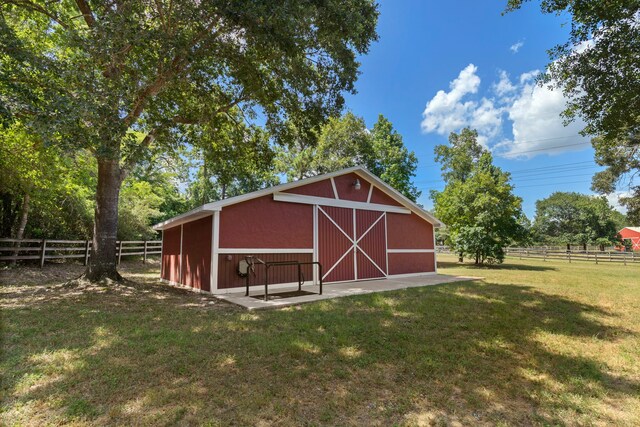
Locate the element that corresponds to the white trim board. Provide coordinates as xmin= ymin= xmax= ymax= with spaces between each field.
xmin=217 ymin=248 xmax=313 ymax=254
xmin=212 ymin=281 xmax=314 ymax=295
xmin=160 ymin=278 xmax=214 ymax=295
xmin=330 ymin=177 xmax=339 ymax=199
xmin=387 ymin=249 xmax=435 ymax=253
xmin=274 ymin=192 xmax=411 ymax=214
xmin=386 ymin=271 xmax=438 ymax=279
xmin=211 ymin=211 xmax=220 ymax=291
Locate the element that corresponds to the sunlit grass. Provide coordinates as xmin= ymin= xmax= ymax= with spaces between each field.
xmin=1 ymin=257 xmax=639 ymax=425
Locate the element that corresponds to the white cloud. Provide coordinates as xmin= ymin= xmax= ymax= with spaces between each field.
xmin=420 ymin=65 xmax=590 ymax=158
xmin=421 ymin=64 xmax=502 ymax=144
xmin=493 ymin=70 xmax=516 ymax=97
xmin=510 ymin=41 xmax=524 ymax=53
xmin=606 ymin=191 xmax=630 ymax=214
xmin=499 ymin=76 xmax=589 ymax=158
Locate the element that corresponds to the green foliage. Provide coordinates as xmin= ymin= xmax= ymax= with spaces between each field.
xmin=452 ymin=226 xmax=505 ymax=264
xmin=432 ymin=128 xmax=526 ymax=264
xmin=532 ymin=192 xmax=623 ymax=247
xmin=118 ymin=181 xmax=162 ymax=241
xmin=313 ymin=112 xmax=373 ymax=174
xmin=277 ymin=113 xmax=421 ymax=201
xmin=590 ymin=134 xmax=640 ymax=224
xmin=368 ymin=115 xmax=421 ymax=202
xmin=186 ymin=110 xmax=279 ymax=206
xmin=0 ymin=123 xmax=94 ymax=238
xmin=1 ymin=0 xmax=379 ymax=276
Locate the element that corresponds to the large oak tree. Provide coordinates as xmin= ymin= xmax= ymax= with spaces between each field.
xmin=0 ymin=0 xmax=378 ymax=281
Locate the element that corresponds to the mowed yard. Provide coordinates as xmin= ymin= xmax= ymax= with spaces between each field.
xmin=1 ymin=256 xmax=639 ymax=426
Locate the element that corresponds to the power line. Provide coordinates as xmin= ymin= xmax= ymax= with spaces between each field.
xmin=513 ymin=180 xmax=593 ymax=189
xmin=494 ymin=141 xmax=591 ymax=156
xmin=511 ymin=172 xmax=598 ymax=183
xmin=507 ymin=160 xmax=595 ymax=174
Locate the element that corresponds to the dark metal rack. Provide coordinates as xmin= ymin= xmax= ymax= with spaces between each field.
xmin=244 ymin=260 xmax=323 ymax=301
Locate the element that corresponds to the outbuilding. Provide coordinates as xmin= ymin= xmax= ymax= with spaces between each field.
xmin=153 ymin=166 xmax=443 ymax=294
xmin=619 ymin=227 xmax=640 ymax=251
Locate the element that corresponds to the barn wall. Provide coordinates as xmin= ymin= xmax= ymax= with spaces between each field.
xmin=161 ymin=225 xmax=181 ymax=283
xmin=181 ymin=216 xmax=212 ymax=291
xmin=334 ymin=172 xmax=370 ymax=202
xmin=219 ymin=195 xmax=313 ymax=249
xmin=217 ymin=253 xmax=313 ymax=289
xmin=370 ymin=187 xmax=403 ymax=207
xmin=284 ymin=179 xmax=335 ymax=198
xmin=388 ymin=252 xmax=435 ymax=275
xmin=386 ymin=212 xmax=434 ymax=250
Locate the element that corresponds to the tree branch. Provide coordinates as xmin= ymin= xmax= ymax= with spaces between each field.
xmin=74 ymin=0 xmax=96 ymax=28
xmin=120 ymin=129 xmax=158 ymax=180
xmin=5 ymin=0 xmax=71 ymax=30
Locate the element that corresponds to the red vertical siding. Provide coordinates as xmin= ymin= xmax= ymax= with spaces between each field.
xmin=318 ymin=206 xmax=355 ymax=282
xmin=217 ymin=253 xmax=313 ymax=289
xmin=334 ymin=173 xmax=370 ymax=202
xmin=355 ymin=210 xmax=386 ymax=279
xmin=386 ymin=212 xmax=434 ymax=249
xmin=284 ymin=179 xmax=336 ymax=198
xmin=370 ymin=187 xmax=403 ymax=207
xmin=181 ymin=216 xmax=212 ymax=291
xmin=388 ymin=252 xmax=435 ymax=275
xmin=161 ymin=225 xmax=181 ymax=283
xmin=219 ymin=195 xmax=313 ymax=249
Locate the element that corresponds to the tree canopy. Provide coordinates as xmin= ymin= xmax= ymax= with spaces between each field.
xmin=532 ymin=192 xmax=625 ymax=249
xmin=277 ymin=113 xmax=421 ymax=201
xmin=432 ymin=128 xmax=527 ymax=264
xmin=0 ymin=0 xmax=379 ymax=280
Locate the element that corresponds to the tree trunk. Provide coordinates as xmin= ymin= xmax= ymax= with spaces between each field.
xmin=11 ymin=193 xmax=30 ymax=264
xmin=583 ymin=243 xmax=587 ymax=251
xmin=85 ymin=158 xmax=122 ymax=282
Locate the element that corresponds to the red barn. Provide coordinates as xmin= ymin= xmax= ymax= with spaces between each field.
xmin=153 ymin=166 xmax=443 ymax=294
xmin=619 ymin=227 xmax=640 ymax=251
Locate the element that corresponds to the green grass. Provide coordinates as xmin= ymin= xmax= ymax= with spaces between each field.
xmin=1 ymin=257 xmax=639 ymax=425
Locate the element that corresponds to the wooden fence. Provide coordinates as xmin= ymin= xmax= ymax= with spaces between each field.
xmin=0 ymin=239 xmax=162 ymax=267
xmin=436 ymin=246 xmax=640 ymax=265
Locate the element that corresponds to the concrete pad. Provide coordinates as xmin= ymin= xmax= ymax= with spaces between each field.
xmin=215 ymin=274 xmax=479 ymax=310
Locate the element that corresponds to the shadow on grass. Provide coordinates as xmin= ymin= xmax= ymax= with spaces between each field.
xmin=2 ymin=276 xmax=638 ymax=425
xmin=438 ymin=260 xmax=558 ymax=272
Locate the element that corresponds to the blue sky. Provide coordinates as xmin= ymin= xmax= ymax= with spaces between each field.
xmin=343 ymin=0 xmax=612 ymax=219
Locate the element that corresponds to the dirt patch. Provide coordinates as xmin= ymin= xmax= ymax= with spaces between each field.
xmin=0 ymin=259 xmax=237 ymax=312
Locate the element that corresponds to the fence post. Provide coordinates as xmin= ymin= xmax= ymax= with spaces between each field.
xmin=609 ymin=251 xmax=612 ymax=262
xmin=624 ymin=253 xmax=627 ymax=266
xmin=143 ymin=240 xmax=148 ymax=264
xmin=568 ymin=251 xmax=571 ymax=263
xmin=117 ymin=241 xmax=123 ymax=265
xmin=544 ymin=249 xmax=547 ymax=262
xmin=84 ymin=240 xmax=90 ymax=266
xmin=39 ymin=239 xmax=47 ymax=268
xmin=595 ymin=252 xmax=598 ymax=264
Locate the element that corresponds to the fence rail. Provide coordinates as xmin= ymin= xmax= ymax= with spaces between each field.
xmin=0 ymin=239 xmax=162 ymax=267
xmin=436 ymin=246 xmax=640 ymax=265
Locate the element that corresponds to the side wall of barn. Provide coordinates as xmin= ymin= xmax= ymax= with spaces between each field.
xmin=161 ymin=215 xmax=213 ymax=292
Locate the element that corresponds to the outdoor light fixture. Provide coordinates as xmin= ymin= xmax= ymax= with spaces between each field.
xmin=353 ymin=178 xmax=361 ymax=190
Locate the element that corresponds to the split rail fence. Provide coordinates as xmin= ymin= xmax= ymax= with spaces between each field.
xmin=436 ymin=246 xmax=639 ymax=265
xmin=0 ymin=239 xmax=162 ymax=267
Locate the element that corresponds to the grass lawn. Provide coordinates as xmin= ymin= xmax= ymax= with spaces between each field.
xmin=1 ymin=256 xmax=639 ymax=426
